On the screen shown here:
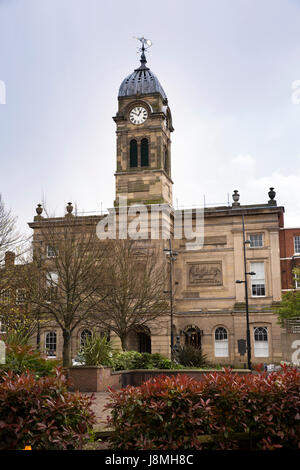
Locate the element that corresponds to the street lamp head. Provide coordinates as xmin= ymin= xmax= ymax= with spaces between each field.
xmin=236 ymin=280 xmax=244 ymax=284
xmin=248 ymin=272 xmax=256 ymax=276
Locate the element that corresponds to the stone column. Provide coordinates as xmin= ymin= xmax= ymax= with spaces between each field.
xmin=233 ymin=228 xmax=244 ymax=302
xmin=269 ymin=229 xmax=282 ymax=301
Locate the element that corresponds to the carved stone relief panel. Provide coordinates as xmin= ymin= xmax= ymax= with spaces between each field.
xmin=187 ymin=261 xmax=223 ymax=286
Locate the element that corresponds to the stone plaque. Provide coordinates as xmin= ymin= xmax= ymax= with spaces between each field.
xmin=204 ymin=236 xmax=227 ymax=245
xmin=188 ymin=262 xmax=222 ymax=286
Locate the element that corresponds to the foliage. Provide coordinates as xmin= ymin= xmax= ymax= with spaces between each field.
xmin=110 ymin=351 xmax=180 ymax=371
xmin=174 ymin=345 xmax=209 ymax=368
xmin=0 ymin=369 xmax=96 ymax=450
xmin=81 ymin=334 xmax=113 ymax=366
xmin=275 ymin=267 xmax=300 ymax=326
xmin=106 ymin=366 xmax=300 ymax=450
xmin=3 ymin=329 xmax=30 ymax=346
xmin=0 ymin=344 xmax=59 ymax=379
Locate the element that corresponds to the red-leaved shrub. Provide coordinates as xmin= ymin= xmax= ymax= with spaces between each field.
xmin=0 ymin=369 xmax=96 ymax=450
xmin=106 ymin=366 xmax=300 ymax=450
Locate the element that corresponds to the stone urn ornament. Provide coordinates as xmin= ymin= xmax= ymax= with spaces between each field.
xmin=35 ymin=204 xmax=43 ymax=220
xmin=66 ymin=202 xmax=74 ymax=215
xmin=268 ymin=187 xmax=276 ymax=205
xmin=232 ymin=190 xmax=240 ymax=206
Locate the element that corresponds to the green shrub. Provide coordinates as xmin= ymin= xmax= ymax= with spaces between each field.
xmin=111 ymin=350 xmax=141 ymax=370
xmin=174 ymin=345 xmax=208 ymax=368
xmin=3 ymin=330 xmax=30 ymax=347
xmin=110 ymin=351 xmax=180 ymax=371
xmin=0 ymin=369 xmax=96 ymax=450
xmin=81 ymin=334 xmax=113 ymax=366
xmin=0 ymin=344 xmax=59 ymax=379
xmin=106 ymin=366 xmax=300 ymax=450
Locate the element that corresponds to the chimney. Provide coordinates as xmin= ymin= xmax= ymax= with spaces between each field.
xmin=5 ymin=251 xmax=15 ymax=267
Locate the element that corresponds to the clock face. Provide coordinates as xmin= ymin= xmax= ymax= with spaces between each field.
xmin=129 ymin=106 xmax=148 ymax=125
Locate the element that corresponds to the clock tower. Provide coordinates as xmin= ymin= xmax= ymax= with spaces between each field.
xmin=113 ymin=42 xmax=174 ymax=207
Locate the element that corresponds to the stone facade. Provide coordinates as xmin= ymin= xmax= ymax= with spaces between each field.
xmin=27 ymin=50 xmax=288 ymax=368
xmin=114 ymin=93 xmax=173 ymax=206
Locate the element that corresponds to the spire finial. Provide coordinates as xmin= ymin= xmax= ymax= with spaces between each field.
xmin=135 ymin=37 xmax=152 ymax=68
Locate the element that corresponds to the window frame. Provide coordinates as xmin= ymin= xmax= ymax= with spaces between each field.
xmin=129 ymin=139 xmax=138 ymax=168
xmin=294 ymin=236 xmax=300 ymax=255
xmin=45 ymin=331 xmax=57 ymax=357
xmin=47 ymin=245 xmax=57 ymax=258
xmin=250 ymin=262 xmax=266 ymax=297
xmin=214 ymin=327 xmax=229 ymax=357
xmin=295 ymin=272 xmax=300 ymax=289
xmin=249 ymin=233 xmax=263 ymax=248
xmin=140 ymin=138 xmax=149 ymax=167
xmin=16 ymin=288 xmax=26 ymax=305
xmin=0 ymin=289 xmax=11 ymax=304
xmin=253 ymin=326 xmax=269 ymax=358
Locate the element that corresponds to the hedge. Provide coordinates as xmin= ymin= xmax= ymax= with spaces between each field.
xmin=106 ymin=366 xmax=300 ymax=450
xmin=0 ymin=369 xmax=96 ymax=450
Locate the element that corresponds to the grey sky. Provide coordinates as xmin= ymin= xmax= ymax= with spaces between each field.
xmin=1 ymin=0 xmax=300 ymax=237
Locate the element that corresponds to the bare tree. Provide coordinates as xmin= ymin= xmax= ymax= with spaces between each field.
xmin=0 ymin=195 xmax=32 ymax=339
xmin=24 ymin=213 xmax=108 ymax=367
xmin=91 ymin=239 xmax=169 ymax=350
xmin=0 ymin=194 xmax=20 ymax=264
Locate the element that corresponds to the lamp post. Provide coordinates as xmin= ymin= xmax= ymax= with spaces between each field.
xmin=163 ymin=239 xmax=178 ymax=359
xmin=235 ymin=215 xmax=255 ymax=370
xmin=35 ymin=240 xmax=44 ymax=351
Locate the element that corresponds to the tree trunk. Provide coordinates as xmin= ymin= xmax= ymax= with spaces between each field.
xmin=62 ymin=329 xmax=71 ymax=368
xmin=120 ymin=334 xmax=128 ymax=351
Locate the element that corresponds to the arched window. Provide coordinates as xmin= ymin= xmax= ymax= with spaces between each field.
xmin=214 ymin=327 xmax=228 ymax=357
xmin=45 ymin=331 xmax=57 ymax=357
xmin=164 ymin=146 xmax=168 ymax=172
xmin=130 ymin=139 xmax=138 ymax=168
xmin=141 ymin=138 xmax=149 ymax=167
xmin=254 ymin=327 xmax=269 ymax=357
xmin=80 ymin=329 xmax=92 ymax=350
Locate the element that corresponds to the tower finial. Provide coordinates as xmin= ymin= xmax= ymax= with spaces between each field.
xmin=135 ymin=37 xmax=152 ymax=68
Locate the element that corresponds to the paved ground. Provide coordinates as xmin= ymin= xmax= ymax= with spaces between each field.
xmin=85 ymin=392 xmax=112 ymax=430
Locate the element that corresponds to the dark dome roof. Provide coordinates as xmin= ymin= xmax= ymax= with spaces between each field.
xmin=118 ymin=52 xmax=167 ymax=101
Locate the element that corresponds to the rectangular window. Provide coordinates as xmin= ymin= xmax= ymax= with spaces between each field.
xmin=0 ymin=289 xmax=10 ymax=304
xmin=215 ymin=340 xmax=229 ymax=357
xmin=16 ymin=288 xmax=26 ymax=305
xmin=46 ymin=271 xmax=58 ymax=286
xmin=295 ymin=273 xmax=300 ymax=289
xmin=47 ymin=245 xmax=57 ymax=258
xmin=249 ymin=234 xmax=263 ymax=248
xmin=294 ymin=236 xmax=300 ymax=254
xmin=250 ymin=262 xmax=265 ymax=297
xmin=46 ymin=272 xmax=58 ymax=301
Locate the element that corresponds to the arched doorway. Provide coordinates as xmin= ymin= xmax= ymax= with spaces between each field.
xmin=183 ymin=325 xmax=202 ymax=349
xmin=136 ymin=326 xmax=151 ymax=353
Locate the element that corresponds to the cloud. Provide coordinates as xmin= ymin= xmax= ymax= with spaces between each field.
xmin=227 ymin=154 xmax=300 ymax=227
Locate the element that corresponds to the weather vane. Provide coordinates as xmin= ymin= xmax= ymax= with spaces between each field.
xmin=134 ymin=37 xmax=153 ymax=52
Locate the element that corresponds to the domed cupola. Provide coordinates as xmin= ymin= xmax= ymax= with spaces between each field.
xmin=118 ymin=45 xmax=167 ymax=102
